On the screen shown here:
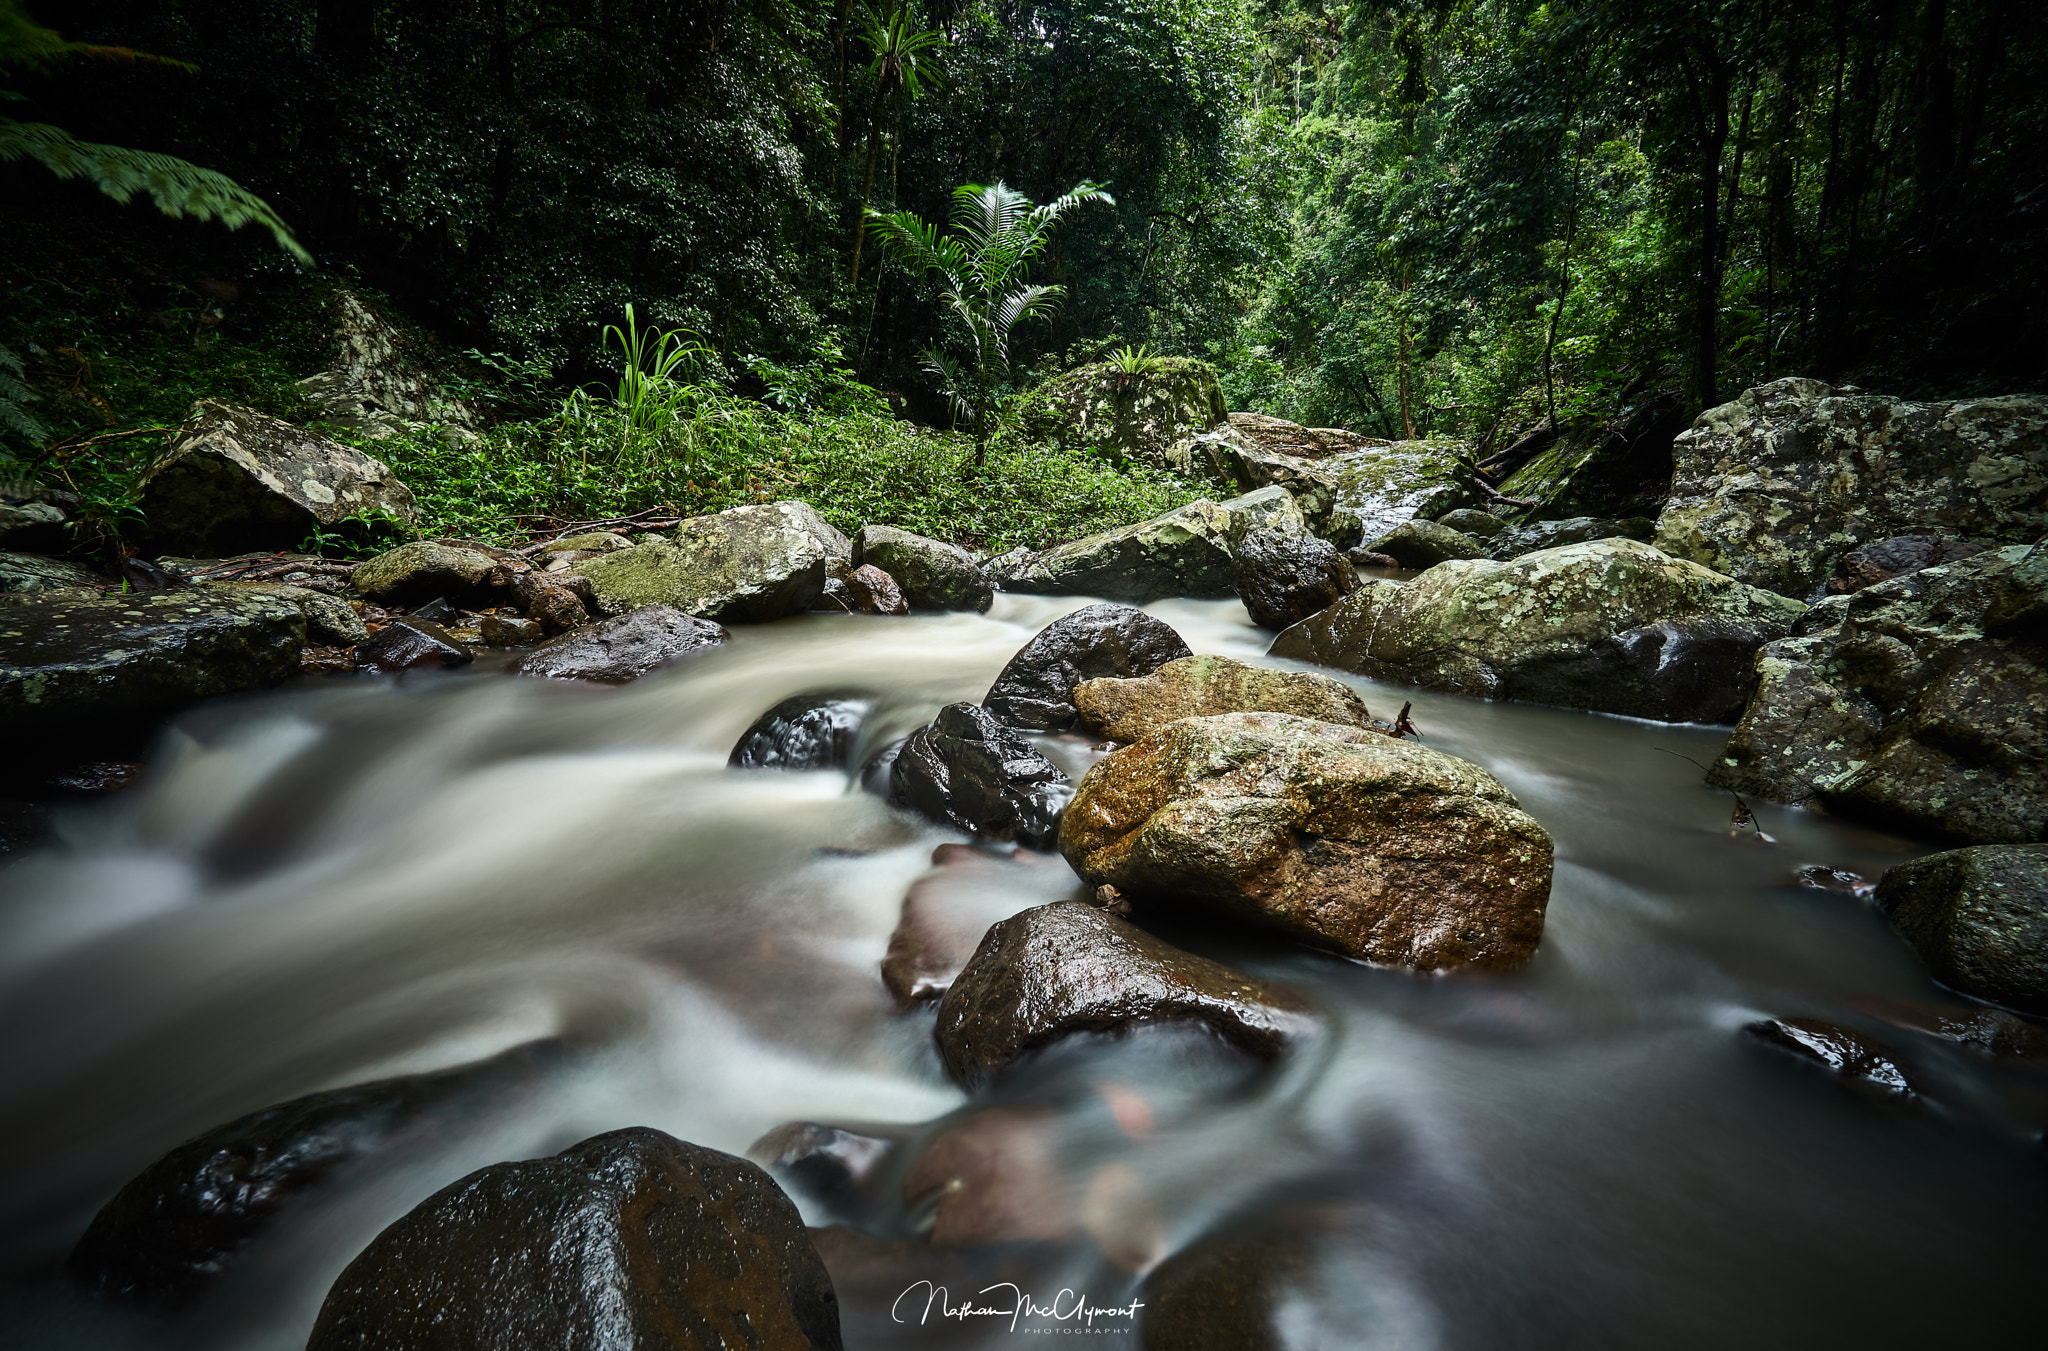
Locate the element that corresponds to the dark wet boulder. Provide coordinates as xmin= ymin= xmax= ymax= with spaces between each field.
xmin=351 ymin=541 xmax=497 ymax=608
xmin=133 ymin=400 xmax=420 ymax=554
xmin=1367 ymin=518 xmax=1487 ymax=568
xmin=730 ymin=691 xmax=878 ymax=771
xmin=578 ymin=500 xmax=850 ymax=622
xmin=67 ymin=1042 xmax=561 ymax=1310
xmin=1436 ymin=508 xmax=1508 ymax=538
xmin=479 ymin=613 xmax=542 ymax=647
xmin=852 ymin=525 xmax=992 ymax=612
xmin=305 ymin=1126 xmax=842 ymax=1351
xmin=891 ymin=703 xmax=1072 ymax=850
xmin=1742 ymin=1017 xmax=1918 ymax=1096
xmin=933 ymin=901 xmax=1314 ymax=1089
xmin=1061 ymin=712 xmax=1554 ymax=972
xmin=1483 ymin=515 xmax=1655 ymax=561
xmin=997 ymin=499 xmax=1239 ymax=603
xmin=1231 ymin=528 xmax=1358 ymax=630
xmin=358 ymin=617 xmax=473 ymax=671
xmin=1141 ymin=1221 xmax=1329 ymax=1351
xmin=881 ymin=843 xmax=1080 ymax=1006
xmin=514 ymin=605 xmax=727 ymax=683
xmin=1874 ymin=845 xmax=2048 ymax=1013
xmin=1073 ymin=655 xmax=1369 ymax=745
xmin=984 ymin=603 xmax=1192 ymax=732
xmin=0 ymin=549 xmax=105 ymax=595
xmin=821 ymin=560 xmax=909 ymax=615
xmin=1829 ymin=535 xmax=1988 ymax=595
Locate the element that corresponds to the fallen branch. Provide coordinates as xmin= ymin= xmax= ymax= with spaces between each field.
xmin=47 ymin=425 xmax=178 ymax=454
xmin=1656 ymin=747 xmax=1774 ymax=842
xmin=1472 ymin=476 xmax=1539 ymax=509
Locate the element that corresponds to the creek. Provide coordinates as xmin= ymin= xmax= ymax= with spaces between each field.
xmin=0 ymin=594 xmax=2042 ymax=1349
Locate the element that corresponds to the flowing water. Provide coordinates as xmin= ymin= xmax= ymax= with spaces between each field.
xmin=0 ymin=595 xmax=2042 ymax=1350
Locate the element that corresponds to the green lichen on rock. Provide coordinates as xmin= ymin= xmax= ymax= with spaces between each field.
xmin=1000 ymin=498 xmax=1238 ymax=602
xmin=1024 ymin=358 xmax=1226 ymax=469
xmin=350 ymin=540 xmax=497 ymax=605
xmin=1369 ymin=518 xmax=1487 ymax=567
xmin=852 ymin=524 xmax=992 ymax=612
xmin=0 ymin=550 xmax=105 ymax=595
xmin=579 ymin=500 xmax=849 ymax=622
xmin=1875 ymin=844 xmax=2048 ymax=1011
xmin=1073 ymin=653 xmax=1370 ymax=743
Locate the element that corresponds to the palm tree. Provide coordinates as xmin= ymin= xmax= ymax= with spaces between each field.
xmin=866 ymin=180 xmax=1113 ymax=464
xmin=846 ymin=1 xmax=945 ymax=291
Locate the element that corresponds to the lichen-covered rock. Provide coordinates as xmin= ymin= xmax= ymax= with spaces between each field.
xmin=1368 ymin=518 xmax=1488 ymax=568
xmin=218 ymin=582 xmax=367 ymax=646
xmin=933 ymin=901 xmax=1315 ymax=1087
xmin=1437 ymin=508 xmax=1507 ymax=537
xmin=1492 ymin=391 xmax=1686 ymax=522
xmin=1196 ymin=430 xmax=1472 ymax=549
xmin=1710 ymin=544 xmax=2046 ymax=842
xmin=1026 ymin=358 xmax=1226 ymax=469
xmin=999 ymin=499 xmax=1238 ymax=602
xmin=1654 ymin=377 xmax=2048 ymax=599
xmin=1485 ymin=515 xmax=1655 ymax=561
xmin=1828 ymin=535 xmax=1987 ymax=594
xmin=0 ymin=588 xmax=303 ymax=727
xmin=0 ymin=549 xmax=104 ymax=595
xmin=1230 ymin=528 xmax=1358 ymax=630
xmin=305 ymin=1127 xmax=842 ymax=1351
xmin=135 ymin=401 xmax=420 ymax=554
xmin=1218 ymin=484 xmax=1309 ymax=541
xmin=350 ymin=540 xmax=497 ymax=607
xmin=1874 ymin=845 xmax=2048 ymax=1012
xmin=1224 ymin=413 xmax=1386 ymax=460
xmin=851 ymin=525 xmax=991 ymax=612
xmin=892 ymin=702 xmax=1072 ymax=849
xmin=1060 ymin=712 xmax=1554 ymax=971
xmin=1074 ymin=655 xmax=1369 ymax=744
xmin=1327 ymin=439 xmax=1475 ymax=543
xmin=579 ymin=501 xmax=849 ymax=622
xmin=297 ymin=288 xmax=479 ymax=440
xmin=1271 ymin=538 xmax=1805 ymax=722
xmin=514 ymin=605 xmax=728 ymax=682
xmin=984 ymin=603 xmax=1192 ymax=731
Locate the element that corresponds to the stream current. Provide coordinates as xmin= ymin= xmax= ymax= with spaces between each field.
xmin=0 ymin=594 xmax=2042 ymax=1349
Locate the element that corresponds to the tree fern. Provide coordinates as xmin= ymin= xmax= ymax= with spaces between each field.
xmin=0 ymin=342 xmax=49 ymax=449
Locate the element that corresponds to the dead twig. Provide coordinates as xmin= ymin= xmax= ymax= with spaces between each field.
xmin=47 ymin=425 xmax=179 ymax=454
xmin=1656 ymin=747 xmax=1774 ymax=842
xmin=1380 ymin=700 xmax=1422 ymax=739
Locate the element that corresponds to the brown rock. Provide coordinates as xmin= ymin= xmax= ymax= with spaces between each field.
xmin=881 ymin=843 xmax=1079 ymax=1006
xmin=901 ymin=1108 xmax=1077 ymax=1245
xmin=1073 ymin=655 xmax=1369 ymax=744
xmin=479 ymin=613 xmax=543 ymax=647
xmin=1829 ymin=535 xmax=1989 ymax=594
xmin=1060 ymin=712 xmax=1554 ymax=972
xmin=823 ymin=560 xmax=909 ymax=616
xmin=512 ymin=569 xmax=590 ymax=634
xmin=301 ymin=644 xmax=358 ymax=674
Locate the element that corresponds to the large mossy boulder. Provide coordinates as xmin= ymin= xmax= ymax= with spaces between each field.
xmin=984 ymin=602 xmax=1192 ymax=731
xmin=306 ymin=1127 xmax=842 ymax=1351
xmin=579 ymin=500 xmax=850 ymax=622
xmin=1270 ymin=538 xmax=1806 ymax=722
xmin=1875 ymin=845 xmax=2048 ymax=1012
xmin=1073 ymin=654 xmax=1370 ymax=744
xmin=1368 ymin=518 xmax=1488 ymax=568
xmin=1194 ymin=425 xmax=1471 ymax=548
xmin=1654 ymin=377 xmax=2048 ymax=599
xmin=350 ymin=540 xmax=498 ymax=607
xmin=1709 ymin=543 xmax=2045 ymax=842
xmin=1025 ymin=357 xmax=1226 ymax=469
xmin=135 ymin=400 xmax=420 ymax=554
xmin=998 ymin=499 xmax=1238 ymax=603
xmin=851 ymin=524 xmax=991 ymax=612
xmin=1060 ymin=712 xmax=1554 ymax=971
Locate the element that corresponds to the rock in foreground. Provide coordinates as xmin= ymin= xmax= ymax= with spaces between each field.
xmin=1230 ymin=528 xmax=1358 ymax=630
xmin=892 ymin=703 xmax=1071 ymax=849
xmin=579 ymin=501 xmax=849 ymax=622
xmin=307 ymin=1127 xmax=842 ymax=1351
xmin=1061 ymin=712 xmax=1553 ymax=971
xmin=514 ymin=605 xmax=728 ymax=682
xmin=1074 ymin=655 xmax=1369 ymax=744
xmin=1875 ymin=845 xmax=2048 ymax=1013
xmin=984 ymin=603 xmax=1191 ymax=731
xmin=933 ymin=901 xmax=1314 ymax=1088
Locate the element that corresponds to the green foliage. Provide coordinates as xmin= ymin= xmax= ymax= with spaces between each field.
xmin=0 ymin=342 xmax=48 ymax=448
xmin=600 ymin=305 xmax=713 ymax=434
xmin=1107 ymin=344 xmax=1170 ymax=378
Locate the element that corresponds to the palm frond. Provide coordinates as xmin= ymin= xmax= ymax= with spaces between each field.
xmin=921 ymin=348 xmax=973 ymax=426
xmin=865 ymin=205 xmax=967 ymax=281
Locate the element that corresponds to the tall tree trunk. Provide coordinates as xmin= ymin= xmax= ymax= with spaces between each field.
xmin=848 ymin=124 xmax=883 ymax=288
xmin=1397 ymin=263 xmax=1417 ymax=440
xmin=1694 ymin=59 xmax=1732 ymax=410
xmin=1542 ymin=118 xmax=1585 ymax=430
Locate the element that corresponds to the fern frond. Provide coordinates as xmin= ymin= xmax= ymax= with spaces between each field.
xmin=0 ymin=341 xmax=47 ymax=447
xmin=0 ymin=119 xmax=310 ymax=263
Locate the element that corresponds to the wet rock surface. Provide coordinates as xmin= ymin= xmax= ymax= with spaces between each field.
xmin=0 ymin=549 xmax=105 ymax=595
xmin=1140 ymin=1222 xmax=1327 ymax=1351
xmin=135 ymin=400 xmax=419 ymax=554
xmin=511 ymin=569 xmax=591 ymax=633
xmin=1231 ymin=527 xmax=1358 ymax=630
xmin=578 ymin=500 xmax=850 ymax=622
xmin=933 ymin=901 xmax=1314 ymax=1088
xmin=1073 ymin=654 xmax=1370 ymax=744
xmin=1654 ymin=377 xmax=2047 ymax=599
xmin=747 ymin=1122 xmax=896 ymax=1226
xmin=1368 ymin=518 xmax=1488 ymax=568
xmin=1437 ymin=507 xmax=1508 ymax=538
xmin=892 ymin=703 xmax=1072 ymax=850
xmin=358 ymin=616 xmax=474 ymax=671
xmin=998 ymin=499 xmax=1239 ymax=603
xmin=730 ymin=691 xmax=878 ymax=771
xmin=881 ymin=843 xmax=1079 ymax=1006
xmin=1061 ymin=712 xmax=1554 ymax=971
xmin=852 ymin=525 xmax=994 ymax=612
xmin=984 ymin=603 xmax=1192 ymax=732
xmin=822 ymin=560 xmax=909 ymax=615
xmin=899 ymin=1106 xmax=1080 ymax=1243
xmin=1271 ymin=538 xmax=1804 ymax=722
xmin=1484 ymin=514 xmax=1655 ymax=561
xmin=350 ymin=541 xmax=498 ymax=608
xmin=1710 ymin=544 xmax=2046 ymax=841
xmin=305 ymin=1126 xmax=842 ymax=1351
xmin=1829 ymin=535 xmax=1988 ymax=594
xmin=514 ymin=605 xmax=728 ymax=683
xmin=479 ymin=612 xmax=543 ymax=646
xmin=220 ymin=582 xmax=367 ymax=646
xmin=1742 ymin=1017 xmax=1918 ymax=1096
xmin=1875 ymin=845 xmax=2048 ymax=1013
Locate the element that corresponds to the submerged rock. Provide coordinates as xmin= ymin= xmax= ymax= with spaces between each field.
xmin=1874 ymin=845 xmax=2048 ymax=1013
xmin=898 ymin=1107 xmax=1080 ymax=1245
xmin=933 ymin=901 xmax=1314 ymax=1088
xmin=999 ymin=499 xmax=1239 ymax=603
xmin=135 ymin=400 xmax=420 ymax=554
xmin=984 ymin=603 xmax=1192 ymax=732
xmin=1368 ymin=519 xmax=1487 ymax=568
xmin=891 ymin=703 xmax=1072 ymax=850
xmin=579 ymin=500 xmax=850 ymax=622
xmin=1061 ymin=712 xmax=1554 ymax=971
xmin=1654 ymin=377 xmax=2047 ymax=598
xmin=1270 ymin=538 xmax=1805 ymax=723
xmin=305 ymin=1127 xmax=842 ymax=1351
xmin=1828 ymin=535 xmax=1988 ymax=595
xmin=357 ymin=616 xmax=473 ymax=671
xmin=1710 ymin=544 xmax=2045 ymax=841
xmin=1742 ymin=1017 xmax=1918 ymax=1097
xmin=1073 ymin=655 xmax=1369 ymax=744
xmin=730 ymin=691 xmax=878 ymax=771
xmin=514 ymin=605 xmax=727 ymax=682
xmin=881 ymin=843 xmax=1078 ymax=1006
xmin=1231 ymin=528 xmax=1358 ymax=630
xmin=350 ymin=540 xmax=497 ymax=607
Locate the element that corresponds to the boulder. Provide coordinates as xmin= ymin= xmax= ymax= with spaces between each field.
xmin=0 ymin=499 xmax=66 ymax=551
xmin=514 ymin=605 xmax=726 ymax=682
xmin=1654 ymin=377 xmax=2048 ymax=599
xmin=881 ymin=843 xmax=1079 ymax=1006
xmin=933 ymin=901 xmax=1314 ymax=1088
xmin=1231 ymin=529 xmax=1357 ymax=630
xmin=1709 ymin=544 xmax=2045 ymax=841
xmin=998 ymin=500 xmax=1238 ymax=603
xmin=1073 ymin=655 xmax=1369 ymax=744
xmin=1828 ymin=534 xmax=1988 ymax=594
xmin=219 ymin=582 xmax=367 ymax=646
xmin=985 ymin=603 xmax=1192 ymax=732
xmin=1741 ymin=1017 xmax=1917 ymax=1097
xmin=1224 ymin=413 xmax=1387 ymax=460
xmin=891 ymin=703 xmax=1072 ymax=850
xmin=1368 ymin=519 xmax=1488 ymax=568
xmin=66 ymin=1043 xmax=560 ymax=1310
xmin=729 ymin=691 xmax=877 ymax=771
xmin=1217 ymin=484 xmax=1309 ymax=541
xmin=1874 ymin=845 xmax=2048 ymax=1012
xmin=1060 ymin=712 xmax=1554 ymax=971
xmin=350 ymin=541 xmax=497 ymax=607
xmin=578 ymin=501 xmax=849 ymax=622
xmin=1484 ymin=515 xmax=1655 ymax=561
xmin=0 ymin=588 xmax=303 ymax=728
xmin=511 ymin=569 xmax=590 ymax=634
xmin=1140 ymin=1218 xmax=1332 ymax=1351
xmin=821 ymin=559 xmax=909 ymax=616
xmin=1491 ymin=391 xmax=1686 ymax=522
xmin=1437 ymin=508 xmax=1507 ymax=537
xmin=479 ymin=613 xmax=542 ymax=646
xmin=0 ymin=549 xmax=103 ymax=595
xmin=1025 ymin=358 xmax=1227 ymax=469
xmin=1326 ymin=439 xmax=1475 ymax=543
xmin=305 ymin=1127 xmax=842 ymax=1351
xmin=296 ymin=288 xmax=478 ymax=439
xmin=1269 ymin=538 xmax=1806 ymax=723
xmin=134 ymin=401 xmax=420 ymax=554
xmin=357 ymin=617 xmax=472 ymax=671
